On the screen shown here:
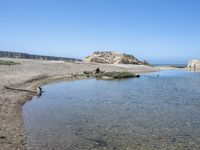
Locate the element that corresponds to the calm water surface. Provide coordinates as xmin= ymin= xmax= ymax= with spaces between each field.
xmin=23 ymin=70 xmax=200 ymax=150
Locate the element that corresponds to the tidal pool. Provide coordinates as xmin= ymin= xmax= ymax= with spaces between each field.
xmin=23 ymin=70 xmax=200 ymax=150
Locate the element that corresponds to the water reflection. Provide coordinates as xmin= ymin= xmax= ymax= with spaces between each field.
xmin=23 ymin=70 xmax=200 ymax=150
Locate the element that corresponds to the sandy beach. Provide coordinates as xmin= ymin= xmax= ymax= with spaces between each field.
xmin=0 ymin=58 xmax=162 ymax=150
xmin=1 ymin=0 xmax=199 ymax=149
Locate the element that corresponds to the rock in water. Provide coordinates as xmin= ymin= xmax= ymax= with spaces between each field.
xmin=95 ymin=71 xmax=139 ymax=79
xmin=84 ymin=51 xmax=148 ymax=65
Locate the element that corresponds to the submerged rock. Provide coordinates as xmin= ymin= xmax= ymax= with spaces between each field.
xmin=84 ymin=51 xmax=149 ymax=65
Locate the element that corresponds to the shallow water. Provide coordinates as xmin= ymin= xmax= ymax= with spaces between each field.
xmin=23 ymin=70 xmax=200 ymax=150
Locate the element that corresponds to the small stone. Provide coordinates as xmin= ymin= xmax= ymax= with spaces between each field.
xmin=0 ymin=136 xmax=6 ymax=139
xmin=101 ymin=76 xmax=113 ymax=80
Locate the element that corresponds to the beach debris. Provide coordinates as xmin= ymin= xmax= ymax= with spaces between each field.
xmin=83 ymin=71 xmax=92 ymax=74
xmin=0 ymin=136 xmax=6 ymax=139
xmin=83 ymin=68 xmax=104 ymax=75
xmin=71 ymin=73 xmax=77 ymax=79
xmin=3 ymin=86 xmax=36 ymax=93
xmin=3 ymin=86 xmax=43 ymax=96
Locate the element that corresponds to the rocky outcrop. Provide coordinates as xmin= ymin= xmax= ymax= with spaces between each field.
xmin=94 ymin=71 xmax=140 ymax=80
xmin=84 ymin=51 xmax=148 ymax=65
xmin=82 ymin=68 xmax=140 ymax=79
xmin=187 ymin=59 xmax=200 ymax=71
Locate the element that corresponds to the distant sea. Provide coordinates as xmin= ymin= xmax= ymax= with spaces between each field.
xmin=153 ymin=63 xmax=187 ymax=67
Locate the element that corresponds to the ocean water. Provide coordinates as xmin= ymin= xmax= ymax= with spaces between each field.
xmin=23 ymin=70 xmax=200 ymax=150
xmin=152 ymin=64 xmax=186 ymax=67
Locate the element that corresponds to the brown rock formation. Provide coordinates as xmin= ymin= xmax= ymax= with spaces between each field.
xmin=84 ymin=51 xmax=148 ymax=65
xmin=187 ymin=59 xmax=200 ymax=71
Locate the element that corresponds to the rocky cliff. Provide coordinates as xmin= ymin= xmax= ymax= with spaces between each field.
xmin=0 ymin=50 xmax=82 ymax=62
xmin=187 ymin=59 xmax=200 ymax=71
xmin=84 ymin=51 xmax=148 ymax=65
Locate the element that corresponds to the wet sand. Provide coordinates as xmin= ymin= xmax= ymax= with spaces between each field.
xmin=0 ymin=58 xmax=162 ymax=150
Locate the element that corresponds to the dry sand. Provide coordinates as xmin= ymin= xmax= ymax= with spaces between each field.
xmin=0 ymin=58 xmax=163 ymax=150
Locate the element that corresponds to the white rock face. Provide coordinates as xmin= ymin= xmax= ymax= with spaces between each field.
xmin=187 ymin=59 xmax=200 ymax=71
xmin=84 ymin=51 xmax=148 ymax=65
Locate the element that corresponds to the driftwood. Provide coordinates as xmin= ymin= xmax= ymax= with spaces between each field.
xmin=3 ymin=86 xmax=43 ymax=96
xmin=83 ymin=68 xmax=104 ymax=75
xmin=3 ymin=86 xmax=36 ymax=93
xmin=71 ymin=73 xmax=77 ymax=79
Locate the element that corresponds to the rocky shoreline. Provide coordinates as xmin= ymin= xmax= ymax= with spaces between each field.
xmin=0 ymin=58 xmax=180 ymax=150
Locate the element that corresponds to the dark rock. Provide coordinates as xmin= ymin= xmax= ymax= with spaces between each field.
xmin=95 ymin=71 xmax=139 ymax=79
xmin=83 ymin=68 xmax=104 ymax=75
xmin=0 ymin=136 xmax=6 ymax=139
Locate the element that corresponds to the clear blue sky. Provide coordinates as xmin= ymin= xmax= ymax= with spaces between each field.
xmin=0 ymin=0 xmax=200 ymax=63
